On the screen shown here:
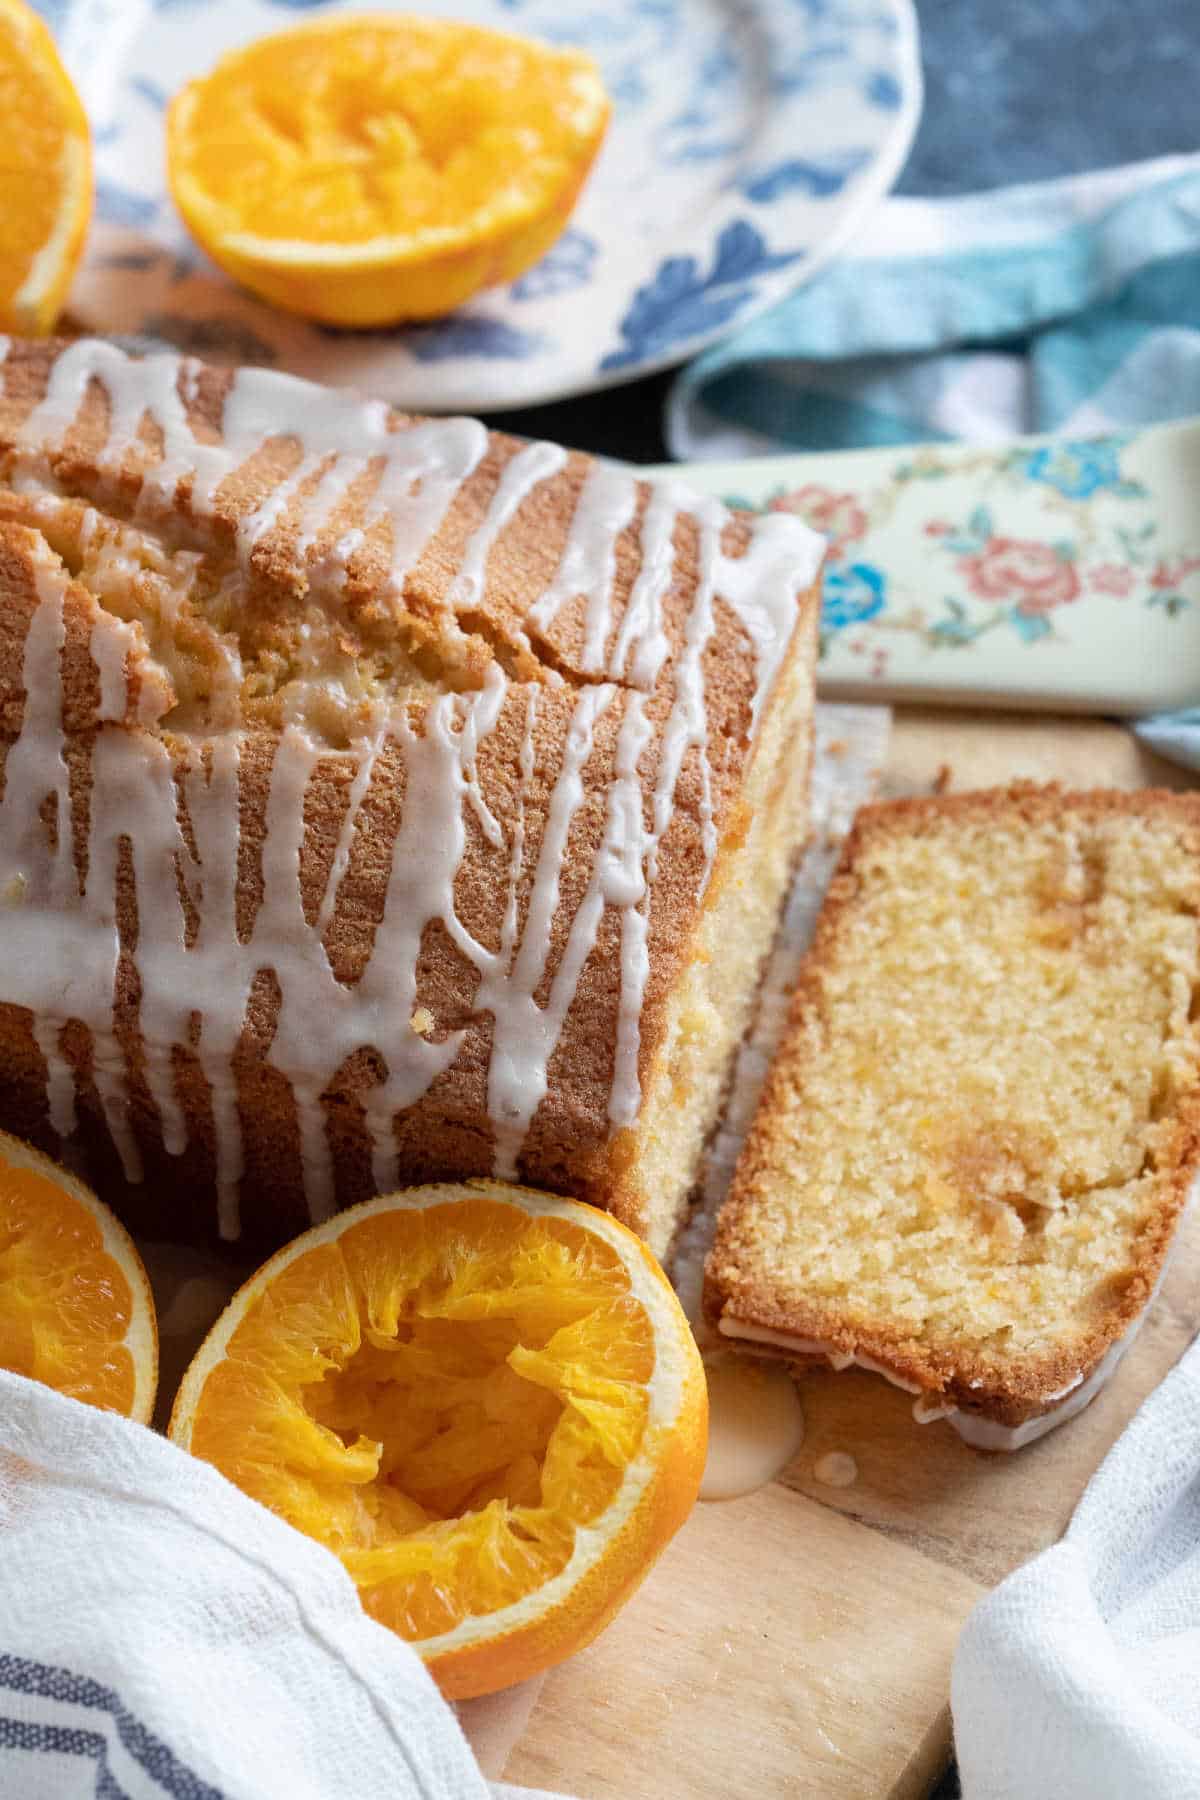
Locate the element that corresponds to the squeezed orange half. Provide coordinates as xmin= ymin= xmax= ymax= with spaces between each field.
xmin=170 ymin=1182 xmax=706 ymax=1697
xmin=166 ymin=14 xmax=610 ymax=324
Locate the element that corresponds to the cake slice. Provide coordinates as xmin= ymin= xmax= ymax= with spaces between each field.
xmin=0 ymin=337 xmax=822 ymax=1256
xmin=705 ymin=785 xmax=1200 ymax=1447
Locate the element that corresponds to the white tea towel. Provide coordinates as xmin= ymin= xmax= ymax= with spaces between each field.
xmin=952 ymin=1331 xmax=1200 ymax=1800
xmin=0 ymin=1368 xmax=563 ymax=1800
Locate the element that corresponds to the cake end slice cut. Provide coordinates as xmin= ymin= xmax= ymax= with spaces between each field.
xmin=704 ymin=784 xmax=1200 ymax=1448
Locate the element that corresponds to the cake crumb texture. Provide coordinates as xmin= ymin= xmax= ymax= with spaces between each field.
xmin=707 ymin=785 xmax=1200 ymax=1425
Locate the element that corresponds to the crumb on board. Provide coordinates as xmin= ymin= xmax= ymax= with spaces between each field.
xmin=932 ymin=763 xmax=953 ymax=795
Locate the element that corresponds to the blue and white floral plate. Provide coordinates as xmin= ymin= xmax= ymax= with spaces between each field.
xmin=660 ymin=423 xmax=1200 ymax=714
xmin=41 ymin=0 xmax=921 ymax=411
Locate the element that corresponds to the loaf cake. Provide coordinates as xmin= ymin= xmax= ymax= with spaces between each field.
xmin=0 ymin=337 xmax=822 ymax=1255
xmin=705 ymin=785 xmax=1200 ymax=1447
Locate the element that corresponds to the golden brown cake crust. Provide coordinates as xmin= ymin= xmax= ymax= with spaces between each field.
xmin=705 ymin=783 xmax=1200 ymax=1429
xmin=0 ymin=338 xmax=775 ymax=708
xmin=0 ymin=337 xmax=821 ymax=1251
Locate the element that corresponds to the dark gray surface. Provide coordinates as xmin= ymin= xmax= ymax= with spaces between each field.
xmin=897 ymin=0 xmax=1198 ymax=196
xmin=494 ymin=8 xmax=1194 ymax=1794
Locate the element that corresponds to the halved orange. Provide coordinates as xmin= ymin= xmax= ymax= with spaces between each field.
xmin=0 ymin=1131 xmax=157 ymax=1421
xmin=165 ymin=14 xmax=610 ymax=325
xmin=170 ymin=1182 xmax=706 ymax=1697
xmin=0 ymin=0 xmax=92 ymax=335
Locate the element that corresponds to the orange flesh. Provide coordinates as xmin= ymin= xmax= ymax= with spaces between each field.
xmin=0 ymin=1163 xmax=137 ymax=1412
xmin=187 ymin=1200 xmax=655 ymax=1642
xmin=172 ymin=19 xmax=605 ymax=249
xmin=0 ymin=58 xmax=66 ymax=285
xmin=0 ymin=0 xmax=91 ymax=331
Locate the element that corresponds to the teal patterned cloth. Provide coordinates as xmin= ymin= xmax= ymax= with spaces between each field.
xmin=667 ymin=155 xmax=1200 ymax=772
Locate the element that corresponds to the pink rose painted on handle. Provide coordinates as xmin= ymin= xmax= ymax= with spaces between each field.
xmin=1087 ymin=563 xmax=1134 ymax=597
xmin=960 ymin=537 xmax=1080 ymax=614
xmin=769 ymin=484 xmax=867 ymax=553
xmin=1150 ymin=555 xmax=1200 ymax=589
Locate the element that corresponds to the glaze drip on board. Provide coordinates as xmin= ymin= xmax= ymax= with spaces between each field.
xmin=700 ymin=1353 xmax=806 ymax=1502
xmin=0 ymin=340 xmax=823 ymax=1237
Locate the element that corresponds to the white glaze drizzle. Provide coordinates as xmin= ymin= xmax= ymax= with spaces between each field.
xmin=88 ymin=614 xmax=133 ymax=722
xmin=0 ymin=340 xmax=823 ymax=1233
xmin=526 ymin=461 xmax=636 ymax=672
xmin=314 ymin=729 xmax=383 ymax=945
xmin=17 ymin=338 xmax=492 ymax=597
xmin=448 ymin=439 xmax=567 ymax=613
xmin=31 ymin=1016 xmax=77 ymax=1139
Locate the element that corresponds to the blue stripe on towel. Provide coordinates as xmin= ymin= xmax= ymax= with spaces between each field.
xmin=0 ymin=1715 xmax=132 ymax=1799
xmin=0 ymin=1657 xmax=223 ymax=1799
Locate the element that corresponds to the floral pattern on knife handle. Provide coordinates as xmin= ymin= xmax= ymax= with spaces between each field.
xmin=726 ymin=436 xmax=1199 ymax=686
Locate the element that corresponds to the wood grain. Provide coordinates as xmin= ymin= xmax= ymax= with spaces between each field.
xmin=502 ymin=707 xmax=1200 ymax=1800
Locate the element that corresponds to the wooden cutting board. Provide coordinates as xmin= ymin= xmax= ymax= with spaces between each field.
xmin=496 ymin=708 xmax=1200 ymax=1800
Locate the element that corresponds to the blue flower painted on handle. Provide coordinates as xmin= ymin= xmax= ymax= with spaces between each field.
xmin=1008 ymin=607 xmax=1053 ymax=642
xmin=1022 ymin=439 xmax=1145 ymax=501
xmin=602 ymin=220 xmax=803 ymax=371
xmin=822 ymin=562 xmax=886 ymax=631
